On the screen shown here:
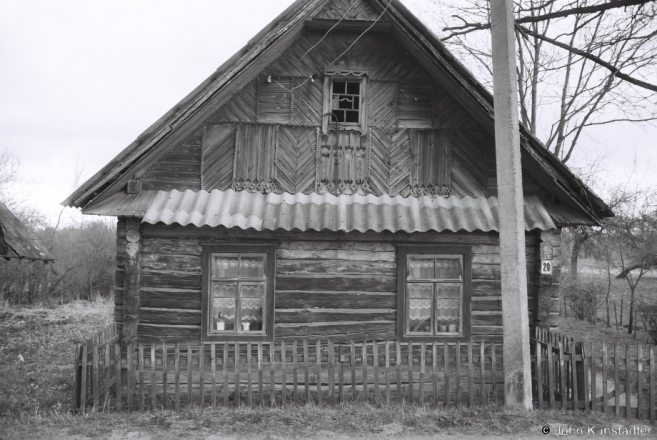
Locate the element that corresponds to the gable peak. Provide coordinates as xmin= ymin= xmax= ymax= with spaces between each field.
xmin=314 ymin=0 xmax=384 ymax=21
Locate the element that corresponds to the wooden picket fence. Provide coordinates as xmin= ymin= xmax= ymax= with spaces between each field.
xmin=531 ymin=327 xmax=656 ymax=425
xmin=73 ymin=338 xmax=505 ymax=412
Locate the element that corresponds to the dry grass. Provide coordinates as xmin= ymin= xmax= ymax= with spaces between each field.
xmin=0 ymin=298 xmax=113 ymax=416
xmin=2 ymin=402 xmax=650 ymax=439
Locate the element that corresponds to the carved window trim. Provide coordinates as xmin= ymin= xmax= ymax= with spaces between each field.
xmin=397 ymin=245 xmax=472 ymax=342
xmin=201 ymin=244 xmax=276 ymax=342
xmin=322 ymin=72 xmax=368 ymax=134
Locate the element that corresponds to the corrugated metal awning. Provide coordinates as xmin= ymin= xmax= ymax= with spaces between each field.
xmin=137 ymin=189 xmax=556 ymax=233
xmin=0 ymin=201 xmax=55 ymax=262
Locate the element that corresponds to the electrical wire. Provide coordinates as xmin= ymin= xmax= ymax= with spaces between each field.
xmin=299 ymin=0 xmax=357 ymax=61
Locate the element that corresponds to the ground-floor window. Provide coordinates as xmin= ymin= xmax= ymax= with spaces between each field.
xmin=397 ymin=245 xmax=471 ymax=342
xmin=201 ymin=244 xmax=275 ymax=342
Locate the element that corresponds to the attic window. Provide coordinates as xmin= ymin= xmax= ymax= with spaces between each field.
xmin=331 ymin=81 xmax=360 ymax=123
xmin=322 ymin=73 xmax=368 ymax=133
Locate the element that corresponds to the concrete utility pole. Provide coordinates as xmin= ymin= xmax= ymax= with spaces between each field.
xmin=490 ymin=0 xmax=533 ymax=409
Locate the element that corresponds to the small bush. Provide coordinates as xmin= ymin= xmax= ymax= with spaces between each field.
xmin=564 ymin=282 xmax=602 ymax=323
xmin=638 ymin=298 xmax=657 ymax=344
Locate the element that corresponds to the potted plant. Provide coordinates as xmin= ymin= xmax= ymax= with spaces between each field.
xmin=215 ymin=312 xmax=225 ymax=331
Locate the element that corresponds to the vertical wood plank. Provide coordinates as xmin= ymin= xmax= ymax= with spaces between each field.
xmin=151 ymin=346 xmax=156 ymax=410
xmin=327 ymin=340 xmax=334 ymax=405
xmin=638 ymin=344 xmax=643 ymax=420
xmin=338 ymin=345 xmax=344 ymax=403
xmin=271 ymin=343 xmax=276 ymax=407
xmin=362 ymin=341 xmax=368 ymax=402
xmin=432 ymin=342 xmax=438 ymax=407
xmin=162 ymin=344 xmax=168 ymax=409
xmin=602 ymin=342 xmax=608 ymax=415
xmin=212 ymin=343 xmax=217 ymax=408
xmin=247 ymin=342 xmax=252 ymax=407
xmin=590 ymin=342 xmax=596 ymax=412
xmin=491 ymin=343 xmax=497 ymax=405
xmin=626 ymin=344 xmax=631 ymax=418
xmin=583 ymin=344 xmax=590 ymax=412
xmin=396 ymin=341 xmax=402 ymax=404
xmin=374 ymin=341 xmax=380 ymax=405
xmin=650 ymin=346 xmax=655 ymax=426
xmin=226 ymin=343 xmax=231 ymax=407
xmin=467 ymin=342 xmax=474 ymax=408
xmin=419 ymin=342 xmax=425 ymax=406
xmin=115 ymin=343 xmax=122 ymax=412
xmin=139 ymin=344 xmax=145 ymax=411
xmin=316 ymin=340 xmax=322 ymax=406
xmin=292 ymin=341 xmax=297 ymax=405
xmin=536 ymin=338 xmax=543 ymax=410
xmin=187 ymin=344 xmax=192 ymax=405
xmin=351 ymin=341 xmax=357 ymax=402
xmin=408 ymin=342 xmax=414 ymax=403
xmin=126 ymin=343 xmax=133 ymax=412
xmin=614 ymin=344 xmax=620 ymax=416
xmin=104 ymin=340 xmax=111 ymax=408
xmin=174 ymin=343 xmax=180 ymax=411
xmin=547 ymin=339 xmax=555 ymax=410
xmin=479 ymin=343 xmax=485 ymax=405
xmin=558 ymin=341 xmax=566 ymax=412
xmin=444 ymin=342 xmax=450 ymax=407
xmin=199 ymin=345 xmax=205 ymax=408
xmin=455 ymin=342 xmax=461 ymax=407
xmin=234 ymin=342 xmax=241 ymax=407
xmin=282 ymin=340 xmax=287 ymax=406
xmin=80 ymin=343 xmax=88 ymax=414
xmin=304 ymin=340 xmax=310 ymax=404
xmin=93 ymin=336 xmax=99 ymax=410
xmin=571 ymin=343 xmax=578 ymax=413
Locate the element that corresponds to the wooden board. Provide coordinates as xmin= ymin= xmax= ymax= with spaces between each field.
xmin=203 ymin=124 xmax=236 ymax=191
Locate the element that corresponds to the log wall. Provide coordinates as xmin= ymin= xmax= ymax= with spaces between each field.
xmin=115 ymin=223 xmax=551 ymax=344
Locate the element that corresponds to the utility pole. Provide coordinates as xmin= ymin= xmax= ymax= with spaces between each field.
xmin=490 ymin=0 xmax=533 ymax=409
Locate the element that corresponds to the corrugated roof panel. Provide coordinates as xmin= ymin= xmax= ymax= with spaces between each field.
xmin=141 ymin=189 xmax=556 ymax=233
xmin=0 ymin=201 xmax=55 ymax=262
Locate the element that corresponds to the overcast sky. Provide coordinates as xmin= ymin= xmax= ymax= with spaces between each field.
xmin=1 ymin=0 xmax=655 ymax=226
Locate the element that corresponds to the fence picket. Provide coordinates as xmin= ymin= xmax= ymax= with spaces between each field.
xmin=432 ymin=342 xmax=437 ymax=407
xmin=271 ymin=342 xmax=276 ymax=407
xmin=162 ymin=344 xmax=168 ymax=409
xmin=316 ymin=340 xmax=322 ymax=406
xmin=351 ymin=341 xmax=357 ymax=402
xmin=373 ymin=342 xmax=380 ymax=404
xmin=174 ymin=343 xmax=180 ymax=411
xmin=408 ymin=342 xmax=414 ymax=403
xmin=304 ymin=340 xmax=310 ymax=403
xmin=638 ymin=344 xmax=643 ymax=420
xmin=419 ymin=342 xmax=425 ymax=406
xmin=234 ymin=342 xmax=240 ymax=407
xmin=650 ymin=346 xmax=655 ymax=425
xmin=93 ymin=336 xmax=99 ymax=410
xmin=455 ymin=342 xmax=461 ymax=407
xmin=547 ymin=339 xmax=555 ymax=409
xmin=590 ymin=342 xmax=596 ymax=411
xmin=199 ymin=345 xmax=205 ymax=408
xmin=467 ymin=342 xmax=474 ymax=407
xmin=212 ymin=343 xmax=217 ymax=408
xmin=127 ymin=343 xmax=133 ymax=412
xmin=535 ymin=337 xmax=543 ymax=409
xmin=292 ymin=341 xmax=297 ymax=404
xmin=242 ymin=342 xmax=248 ymax=407
xmin=81 ymin=342 xmax=88 ymax=414
xmin=625 ymin=344 xmax=631 ymax=418
xmin=444 ymin=342 xmax=450 ymax=407
xmin=151 ymin=346 xmax=156 ymax=410
xmin=282 ymin=340 xmax=287 ymax=405
xmin=104 ymin=340 xmax=111 ymax=409
xmin=583 ymin=344 xmax=589 ymax=412
xmin=246 ymin=342 xmax=252 ymax=407
xmin=614 ymin=344 xmax=620 ymax=416
xmin=115 ymin=343 xmax=122 ymax=412
xmin=571 ymin=343 xmax=578 ymax=413
xmin=602 ymin=342 xmax=608 ymax=415
xmin=396 ymin=341 xmax=402 ymax=403
xmin=338 ymin=345 xmax=344 ymax=403
xmin=386 ymin=342 xmax=391 ymax=405
xmin=362 ymin=341 xmax=368 ymax=402
xmin=139 ymin=344 xmax=144 ymax=411
xmin=328 ymin=340 xmax=334 ymax=405
xmin=187 ymin=344 xmax=192 ymax=405
xmin=558 ymin=341 xmax=566 ymax=412
xmin=479 ymin=343 xmax=485 ymax=405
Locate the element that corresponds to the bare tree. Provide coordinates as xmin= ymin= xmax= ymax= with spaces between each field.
xmin=431 ymin=0 xmax=657 ymax=163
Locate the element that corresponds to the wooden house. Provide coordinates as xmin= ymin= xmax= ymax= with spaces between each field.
xmin=63 ymin=0 xmax=611 ymax=349
xmin=0 ymin=200 xmax=54 ymax=262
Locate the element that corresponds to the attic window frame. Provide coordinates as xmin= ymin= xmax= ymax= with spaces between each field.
xmin=322 ymin=72 xmax=368 ymax=133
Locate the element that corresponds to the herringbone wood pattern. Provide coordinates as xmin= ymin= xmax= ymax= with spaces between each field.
xmin=314 ymin=0 xmax=381 ymax=21
xmin=292 ymin=79 xmax=323 ymax=126
xmin=276 ymin=127 xmax=317 ymax=194
xmin=212 ymin=82 xmax=257 ymax=123
xmin=203 ymin=124 xmax=236 ymax=191
xmin=368 ymin=128 xmax=411 ymax=196
xmin=368 ymin=81 xmax=397 ymax=128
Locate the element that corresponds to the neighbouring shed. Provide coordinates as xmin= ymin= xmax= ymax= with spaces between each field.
xmin=0 ymin=201 xmax=54 ymax=262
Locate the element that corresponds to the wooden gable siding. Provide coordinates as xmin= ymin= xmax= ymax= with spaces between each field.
xmin=275 ymin=126 xmax=317 ymax=194
xmin=118 ymin=223 xmax=548 ymax=344
xmin=138 ymin=129 xmax=203 ymax=192
xmin=202 ymin=125 xmax=235 ymax=191
xmin=314 ymin=0 xmax=382 ymax=21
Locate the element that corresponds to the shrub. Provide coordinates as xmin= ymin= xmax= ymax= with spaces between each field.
xmin=638 ymin=298 xmax=657 ymax=344
xmin=563 ymin=282 xmax=602 ymax=323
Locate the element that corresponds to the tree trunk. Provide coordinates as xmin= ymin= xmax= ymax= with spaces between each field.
xmin=628 ymin=288 xmax=636 ymax=334
xmin=570 ymin=232 xmax=582 ymax=283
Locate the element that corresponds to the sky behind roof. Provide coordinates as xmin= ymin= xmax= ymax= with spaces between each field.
xmin=1 ymin=0 xmax=655 ymax=226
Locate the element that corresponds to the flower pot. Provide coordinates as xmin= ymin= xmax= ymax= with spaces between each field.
xmin=242 ymin=322 xmax=251 ymax=331
xmin=439 ymin=325 xmax=448 ymax=332
xmin=216 ymin=321 xmax=225 ymax=331
xmin=448 ymin=324 xmax=457 ymax=332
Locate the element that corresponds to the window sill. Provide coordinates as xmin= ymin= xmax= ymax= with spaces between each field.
xmin=399 ymin=334 xmax=469 ymax=343
xmin=201 ymin=334 xmax=272 ymax=343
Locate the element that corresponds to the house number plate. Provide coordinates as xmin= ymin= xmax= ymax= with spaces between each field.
xmin=540 ymin=260 xmax=553 ymax=275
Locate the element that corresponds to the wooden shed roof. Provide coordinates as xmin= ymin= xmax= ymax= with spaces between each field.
xmin=0 ymin=201 xmax=55 ymax=262
xmin=62 ymin=0 xmax=612 ymax=225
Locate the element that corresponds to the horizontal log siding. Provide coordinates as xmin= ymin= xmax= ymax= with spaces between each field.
xmin=136 ymin=224 xmax=540 ymax=344
xmin=114 ymin=217 xmax=126 ymax=335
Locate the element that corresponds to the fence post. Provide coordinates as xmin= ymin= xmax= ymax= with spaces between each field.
xmin=115 ymin=343 xmax=122 ymax=412
xmin=637 ymin=345 xmax=643 ymax=420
